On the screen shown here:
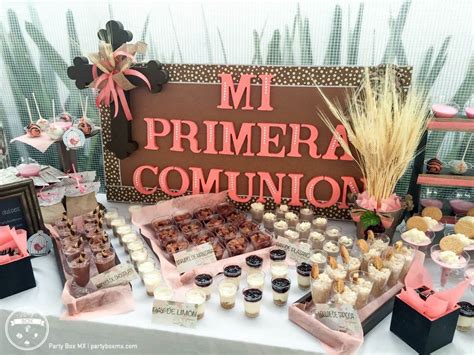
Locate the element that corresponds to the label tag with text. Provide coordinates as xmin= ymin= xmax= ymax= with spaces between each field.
xmin=275 ymin=236 xmax=311 ymax=264
xmin=152 ymin=300 xmax=198 ymax=328
xmin=313 ymin=303 xmax=363 ymax=335
xmin=173 ymin=243 xmax=217 ymax=273
xmin=91 ymin=263 xmax=138 ymax=289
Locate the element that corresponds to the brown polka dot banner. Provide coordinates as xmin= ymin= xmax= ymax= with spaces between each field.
xmin=101 ymin=64 xmax=412 ymax=220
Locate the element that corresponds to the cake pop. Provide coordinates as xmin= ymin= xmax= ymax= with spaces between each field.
xmin=31 ymin=93 xmax=49 ymax=131
xmin=76 ymin=96 xmax=93 ymax=135
xmin=426 ymin=158 xmax=443 ymax=174
xmin=24 ymin=98 xmax=41 ymax=138
xmin=46 ymin=99 xmax=64 ymax=140
xmin=449 ymin=134 xmax=473 ymax=175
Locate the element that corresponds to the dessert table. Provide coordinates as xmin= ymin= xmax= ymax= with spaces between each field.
xmin=0 ymin=194 xmax=472 ymax=355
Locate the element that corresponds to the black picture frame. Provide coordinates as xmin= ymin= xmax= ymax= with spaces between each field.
xmin=0 ymin=179 xmax=44 ymax=238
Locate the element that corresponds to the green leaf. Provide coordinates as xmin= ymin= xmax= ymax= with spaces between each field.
xmin=360 ymin=211 xmax=381 ymax=230
xmin=324 ymin=5 xmax=342 ymax=65
xmin=266 ymin=29 xmax=281 ymax=65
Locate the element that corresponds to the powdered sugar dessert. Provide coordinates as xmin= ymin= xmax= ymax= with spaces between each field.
xmin=296 ymin=221 xmax=311 ymax=240
xmin=350 ymin=271 xmax=373 ymax=309
xmin=284 ymin=211 xmax=299 ymax=227
xmin=423 ymin=216 xmax=444 ymax=232
xmin=250 ymin=202 xmax=265 ymax=222
xmin=368 ymin=257 xmax=391 ymax=297
xmin=312 ymin=216 xmax=328 ymax=231
xmin=274 ymin=219 xmax=289 ymax=237
xmin=401 ymin=228 xmax=431 ymax=246
xmin=437 ymin=250 xmax=466 ymax=268
xmin=308 ymin=231 xmax=325 ymax=249
xmin=284 ymin=229 xmax=300 ymax=243
xmin=323 ymin=240 xmax=339 ymax=258
xmin=263 ymin=211 xmax=277 ymax=231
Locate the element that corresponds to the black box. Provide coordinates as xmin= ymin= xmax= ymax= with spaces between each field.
xmin=0 ymin=256 xmax=36 ymax=299
xmin=390 ymin=295 xmax=459 ymax=355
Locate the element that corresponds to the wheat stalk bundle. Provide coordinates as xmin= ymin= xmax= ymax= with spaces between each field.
xmin=318 ymin=67 xmax=431 ymax=205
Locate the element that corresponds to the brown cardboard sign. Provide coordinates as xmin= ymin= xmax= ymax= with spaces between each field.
xmin=102 ymin=64 xmax=412 ymax=219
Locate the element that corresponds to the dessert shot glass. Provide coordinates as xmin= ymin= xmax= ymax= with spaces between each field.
xmin=250 ymin=202 xmax=265 ymax=223
xmin=247 ymin=270 xmax=265 ymax=290
xmin=111 ymin=217 xmax=126 ymax=237
xmin=271 ymin=261 xmax=288 ymax=280
xmin=349 ymin=271 xmax=373 ymax=310
xmin=324 ymin=226 xmax=341 ymax=242
xmin=308 ymin=231 xmax=325 ymax=250
xmin=272 ymin=278 xmax=291 ymax=306
xmin=309 ymin=249 xmax=328 ymax=271
xmin=218 ymin=280 xmax=238 ymax=309
xmin=186 ymin=288 xmax=207 ymax=320
xmin=194 ymin=274 xmax=213 ymax=300
xmin=153 ymin=285 xmax=173 ymax=301
xmin=299 ymin=208 xmax=314 ymax=222
xmin=243 ymin=288 xmax=263 ymax=318
xmin=104 ymin=208 xmax=119 ymax=227
xmin=137 ymin=260 xmax=156 ymax=280
xmin=263 ymin=211 xmax=277 ymax=231
xmin=245 ymin=255 xmax=263 ymax=274
xmin=312 ymin=216 xmax=328 ymax=232
xmin=223 ymin=264 xmax=242 ymax=289
xmin=273 ymin=219 xmax=289 ymax=237
xmin=93 ymin=248 xmax=116 ymax=274
xmin=284 ymin=211 xmax=299 ymax=228
xmin=296 ymin=262 xmax=312 ymax=290
xmin=144 ymin=270 xmax=162 ymax=296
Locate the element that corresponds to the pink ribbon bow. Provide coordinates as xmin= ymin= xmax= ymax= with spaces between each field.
xmin=89 ymin=41 xmax=151 ymax=121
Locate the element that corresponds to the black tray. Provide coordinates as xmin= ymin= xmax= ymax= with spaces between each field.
xmin=293 ymin=291 xmax=398 ymax=335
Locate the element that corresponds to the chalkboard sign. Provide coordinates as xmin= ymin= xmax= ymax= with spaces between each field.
xmin=0 ymin=180 xmax=44 ymax=238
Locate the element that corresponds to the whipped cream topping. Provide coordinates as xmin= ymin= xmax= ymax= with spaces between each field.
xmin=296 ymin=221 xmax=311 ymax=231
xmin=284 ymin=229 xmax=299 ymax=240
xmin=339 ymin=235 xmax=353 ymax=247
xmin=325 ymin=264 xmax=347 ymax=280
xmin=310 ymin=252 xmax=326 ymax=264
xmin=313 ymin=217 xmax=327 ymax=225
xmin=285 ymin=212 xmax=299 ymax=221
xmin=309 ymin=231 xmax=325 ymax=241
xmin=274 ymin=220 xmax=288 ymax=229
xmin=263 ymin=212 xmax=276 ymax=221
xmin=300 ymin=208 xmax=312 ymax=215
xmin=186 ymin=289 xmax=206 ymax=305
xmin=368 ymin=264 xmax=391 ymax=279
xmin=251 ymin=202 xmax=264 ymax=211
xmin=438 ymin=250 xmax=462 ymax=266
xmin=278 ymin=205 xmax=289 ymax=212
xmin=323 ymin=241 xmax=338 ymax=252
xmin=423 ymin=216 xmax=439 ymax=231
xmin=402 ymin=228 xmax=430 ymax=245
xmin=371 ymin=239 xmax=388 ymax=253
xmin=325 ymin=228 xmax=340 ymax=237
xmin=347 ymin=256 xmax=361 ymax=269
xmin=448 ymin=233 xmax=473 ymax=247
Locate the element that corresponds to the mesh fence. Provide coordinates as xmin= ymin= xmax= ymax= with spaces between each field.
xmin=1 ymin=0 xmax=473 ymax=200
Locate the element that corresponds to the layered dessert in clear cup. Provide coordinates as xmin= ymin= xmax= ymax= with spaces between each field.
xmin=383 ymin=248 xmax=405 ymax=287
xmin=263 ymin=211 xmax=277 ymax=231
xmin=456 ymin=301 xmax=474 ymax=332
xmin=216 ymin=202 xmax=236 ymax=217
xmin=116 ymin=224 xmax=132 ymax=243
xmin=213 ymin=223 xmax=238 ymax=244
xmin=127 ymin=240 xmax=144 ymax=255
xmin=90 ymin=235 xmax=110 ymax=254
xmin=239 ymin=221 xmax=260 ymax=239
xmin=368 ymin=257 xmax=391 ymax=297
xmin=186 ymin=288 xmax=207 ymax=320
xmin=245 ymin=255 xmax=263 ymax=274
xmin=122 ymin=233 xmax=138 ymax=249
xmin=349 ymin=271 xmax=373 ymax=309
xmin=225 ymin=210 xmax=247 ymax=227
xmin=243 ymin=288 xmax=263 ymax=318
xmin=250 ymin=202 xmax=265 ymax=222
xmin=247 ymin=271 xmax=265 ymax=290
xmin=325 ymin=256 xmax=348 ymax=280
xmin=338 ymin=235 xmax=354 ymax=251
xmin=312 ymin=216 xmax=328 ymax=232
xmin=194 ymin=206 xmax=215 ymax=222
xmin=111 ymin=217 xmax=126 ymax=237
xmin=270 ymin=248 xmax=287 ymax=266
xmin=284 ymin=229 xmax=300 ymax=243
xmin=68 ymin=252 xmax=90 ymax=288
xmin=130 ymin=249 xmax=148 ymax=266
xmin=94 ymin=248 xmax=116 ymax=274
xmin=172 ymin=211 xmax=193 ymax=226
xmin=310 ymin=264 xmax=332 ymax=304
xmin=180 ymin=219 xmax=203 ymax=242
xmin=370 ymin=233 xmax=391 ymax=254
xmin=273 ymin=219 xmax=289 ymax=237
xmin=309 ymin=249 xmax=328 ymax=271
xmin=104 ymin=208 xmax=119 ymax=227
xmin=63 ymin=238 xmax=85 ymax=262
xmin=143 ymin=270 xmax=162 ymax=296
xmin=137 ymin=260 xmax=156 ymax=280
xmin=284 ymin=211 xmax=299 ymax=228
xmin=340 ymin=244 xmax=360 ymax=274
xmin=393 ymin=241 xmax=415 ymax=280
xmin=272 ymin=277 xmax=291 ymax=306
xmin=332 ymin=280 xmax=357 ymax=307
xmin=324 ymin=225 xmax=341 ymax=241
xmin=151 ymin=216 xmax=173 ymax=231
xmin=153 ymin=286 xmax=173 ymax=301
xmin=299 ymin=208 xmax=314 ymax=222
xmin=271 ymin=261 xmax=288 ymax=280
xmin=296 ymin=221 xmax=312 ymax=241
xmin=194 ymin=273 xmax=213 ymax=300
xmin=275 ymin=204 xmax=289 ymax=219
xmin=308 ymin=231 xmax=325 ymax=250
xmin=323 ymin=240 xmax=339 ymax=258
xmin=218 ymin=280 xmax=238 ymax=309
xmin=223 ymin=264 xmax=242 ymax=289
xmin=296 ymin=262 xmax=312 ymax=289
xmin=205 ymin=214 xmax=226 ymax=231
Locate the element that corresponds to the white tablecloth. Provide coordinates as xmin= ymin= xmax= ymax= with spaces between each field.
xmin=1 ymin=194 xmax=472 ymax=355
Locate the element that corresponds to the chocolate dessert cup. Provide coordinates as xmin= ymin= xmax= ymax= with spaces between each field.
xmin=94 ymin=248 xmax=116 ymax=274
